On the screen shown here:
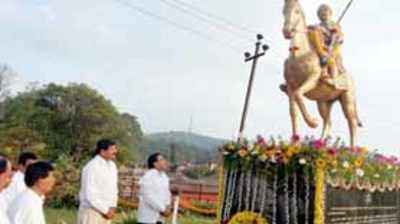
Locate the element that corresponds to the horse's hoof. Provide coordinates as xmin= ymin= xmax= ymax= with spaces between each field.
xmin=308 ymin=118 xmax=319 ymax=129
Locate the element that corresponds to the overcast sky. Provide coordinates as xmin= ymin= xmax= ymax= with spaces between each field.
xmin=0 ymin=0 xmax=399 ymax=155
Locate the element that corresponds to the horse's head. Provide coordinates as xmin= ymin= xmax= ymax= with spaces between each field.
xmin=282 ymin=0 xmax=306 ymax=39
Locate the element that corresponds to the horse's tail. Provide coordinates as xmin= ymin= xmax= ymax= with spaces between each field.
xmin=279 ymin=84 xmax=288 ymax=94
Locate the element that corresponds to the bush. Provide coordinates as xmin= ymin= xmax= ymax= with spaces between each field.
xmin=191 ymin=200 xmax=217 ymax=210
xmin=116 ymin=212 xmax=137 ymax=224
xmin=183 ymin=165 xmax=215 ymax=180
xmin=47 ymin=155 xmax=80 ymax=208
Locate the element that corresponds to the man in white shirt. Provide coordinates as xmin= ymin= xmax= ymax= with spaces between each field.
xmin=78 ymin=139 xmax=119 ymax=224
xmin=8 ymin=161 xmax=55 ymax=224
xmin=3 ymin=152 xmax=38 ymax=208
xmin=137 ymin=153 xmax=172 ymax=224
xmin=0 ymin=156 xmax=12 ymax=224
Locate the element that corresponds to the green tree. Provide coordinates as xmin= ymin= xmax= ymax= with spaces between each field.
xmin=0 ymin=83 xmax=144 ymax=207
xmin=0 ymin=83 xmax=143 ymax=164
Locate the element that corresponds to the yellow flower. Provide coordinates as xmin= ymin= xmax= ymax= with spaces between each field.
xmin=359 ymin=147 xmax=368 ymax=155
xmin=354 ymin=158 xmax=364 ymax=168
xmin=259 ymin=154 xmax=268 ymax=162
xmin=293 ymin=145 xmax=301 ymax=153
xmin=238 ymin=149 xmax=248 ymax=158
xmin=285 ymin=150 xmax=294 ymax=159
xmin=315 ymin=159 xmax=326 ymax=168
xmin=282 ymin=156 xmax=290 ymax=164
xmin=330 ymin=160 xmax=338 ymax=167
xmin=250 ymin=145 xmax=261 ymax=156
xmin=228 ymin=211 xmax=267 ymax=224
xmin=285 ymin=146 xmax=298 ymax=158
xmin=266 ymin=149 xmax=276 ymax=157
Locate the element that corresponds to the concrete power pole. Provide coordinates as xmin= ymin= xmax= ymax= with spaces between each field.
xmin=238 ymin=34 xmax=269 ymax=142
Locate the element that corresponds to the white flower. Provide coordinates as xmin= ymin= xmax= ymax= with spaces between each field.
xmin=259 ymin=154 xmax=268 ymax=162
xmin=223 ymin=151 xmax=230 ymax=155
xmin=247 ymin=143 xmax=254 ymax=150
xmin=270 ymin=156 xmax=277 ymax=163
xmin=374 ymin=174 xmax=380 ymax=178
xmin=331 ymin=169 xmax=337 ymax=173
xmin=356 ymin=169 xmax=364 ymax=177
xmin=342 ymin=161 xmax=350 ymax=168
xmin=299 ymin=158 xmax=307 ymax=165
xmin=387 ymin=165 xmax=393 ymax=170
xmin=250 ymin=150 xmax=258 ymax=155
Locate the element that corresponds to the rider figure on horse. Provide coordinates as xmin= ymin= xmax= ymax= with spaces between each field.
xmin=309 ymin=4 xmax=346 ymax=86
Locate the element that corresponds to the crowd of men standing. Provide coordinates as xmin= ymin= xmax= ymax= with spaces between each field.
xmin=0 ymin=139 xmax=174 ymax=224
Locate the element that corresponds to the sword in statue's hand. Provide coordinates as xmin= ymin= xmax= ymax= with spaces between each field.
xmin=337 ymin=0 xmax=355 ymax=25
xmin=325 ymin=0 xmax=354 ymax=62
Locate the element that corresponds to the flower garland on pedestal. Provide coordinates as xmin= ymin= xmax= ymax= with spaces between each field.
xmin=291 ymin=172 xmax=298 ymax=224
xmin=219 ymin=135 xmax=400 ymax=224
xmin=272 ymin=171 xmax=278 ymax=224
xmin=221 ymin=136 xmax=400 ymax=194
xmin=314 ymin=159 xmax=326 ymax=224
xmin=237 ymin=170 xmax=245 ymax=211
xmin=251 ymin=169 xmax=259 ymax=212
xmin=259 ymin=172 xmax=268 ymax=218
xmin=228 ymin=211 xmax=268 ymax=224
xmin=245 ymin=168 xmax=252 ymax=211
xmin=223 ymin=168 xmax=237 ymax=222
xmin=217 ymin=163 xmax=226 ymax=224
xmin=304 ymin=170 xmax=310 ymax=224
xmin=283 ymin=173 xmax=290 ymax=224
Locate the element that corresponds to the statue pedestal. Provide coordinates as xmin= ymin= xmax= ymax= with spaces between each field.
xmin=219 ymin=163 xmax=400 ymax=224
xmin=218 ymin=138 xmax=400 ymax=224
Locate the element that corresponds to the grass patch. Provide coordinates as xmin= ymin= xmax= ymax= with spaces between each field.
xmin=45 ymin=208 xmax=76 ymax=224
xmin=45 ymin=208 xmax=215 ymax=224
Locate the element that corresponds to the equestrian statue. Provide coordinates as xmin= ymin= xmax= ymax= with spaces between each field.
xmin=281 ymin=0 xmax=362 ymax=148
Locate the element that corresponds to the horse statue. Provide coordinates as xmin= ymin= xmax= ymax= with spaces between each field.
xmin=281 ymin=0 xmax=362 ymax=148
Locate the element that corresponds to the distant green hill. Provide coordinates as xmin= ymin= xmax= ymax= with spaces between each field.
xmin=142 ymin=131 xmax=227 ymax=164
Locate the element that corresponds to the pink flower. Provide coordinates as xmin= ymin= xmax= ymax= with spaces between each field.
xmin=256 ymin=135 xmax=266 ymax=145
xmin=352 ymin=147 xmax=365 ymax=155
xmin=388 ymin=156 xmax=398 ymax=165
xmin=374 ymin=154 xmax=389 ymax=164
xmin=351 ymin=147 xmax=360 ymax=154
xmin=311 ymin=139 xmax=325 ymax=149
xmin=327 ymin=148 xmax=337 ymax=157
xmin=291 ymin=134 xmax=300 ymax=143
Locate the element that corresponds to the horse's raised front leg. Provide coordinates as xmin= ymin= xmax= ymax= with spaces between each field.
xmin=317 ymin=100 xmax=334 ymax=139
xmin=293 ymin=73 xmax=320 ymax=128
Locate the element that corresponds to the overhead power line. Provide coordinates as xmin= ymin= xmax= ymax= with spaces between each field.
xmin=115 ymin=0 xmax=243 ymax=53
xmin=165 ymin=0 xmax=283 ymax=45
xmin=158 ymin=0 xmax=254 ymax=42
xmin=114 ymin=0 xmax=286 ymax=69
xmin=166 ymin=0 xmax=259 ymax=35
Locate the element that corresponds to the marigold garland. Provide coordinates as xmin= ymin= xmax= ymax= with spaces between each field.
xmin=228 ymin=211 xmax=268 ymax=224
xmin=216 ymin=163 xmax=225 ymax=223
xmin=221 ymin=135 xmax=400 ymax=192
xmin=179 ymin=198 xmax=216 ymax=216
xmin=220 ymin=135 xmax=400 ymax=224
xmin=314 ymin=165 xmax=325 ymax=224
